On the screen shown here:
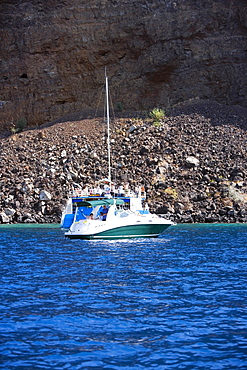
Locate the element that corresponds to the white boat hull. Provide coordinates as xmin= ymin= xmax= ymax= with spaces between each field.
xmin=65 ymin=213 xmax=174 ymax=240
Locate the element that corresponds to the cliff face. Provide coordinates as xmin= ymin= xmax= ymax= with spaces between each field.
xmin=1 ymin=0 xmax=247 ymax=127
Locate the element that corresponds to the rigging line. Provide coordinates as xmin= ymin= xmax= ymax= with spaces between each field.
xmin=105 ymin=74 xmax=111 ymax=182
xmin=94 ymin=85 xmax=104 ymax=119
xmin=108 ymin=90 xmax=118 ymax=182
xmin=109 ymin=90 xmax=116 ymax=122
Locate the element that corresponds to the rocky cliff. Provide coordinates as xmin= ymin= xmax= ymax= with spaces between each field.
xmin=1 ymin=0 xmax=247 ymax=128
xmin=0 ymin=101 xmax=247 ymax=224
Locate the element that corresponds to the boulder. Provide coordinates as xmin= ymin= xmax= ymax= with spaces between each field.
xmin=4 ymin=207 xmax=16 ymax=216
xmin=39 ymin=190 xmax=52 ymax=201
xmin=185 ymin=156 xmax=200 ymax=167
xmin=0 ymin=212 xmax=10 ymax=223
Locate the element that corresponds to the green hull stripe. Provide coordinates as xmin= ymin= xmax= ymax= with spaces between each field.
xmin=66 ymin=223 xmax=171 ymax=240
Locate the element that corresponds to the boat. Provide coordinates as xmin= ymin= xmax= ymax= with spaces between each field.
xmin=61 ymin=72 xmax=175 ymax=239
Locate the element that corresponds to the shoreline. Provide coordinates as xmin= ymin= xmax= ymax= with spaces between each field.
xmin=1 ymin=222 xmax=246 ymax=228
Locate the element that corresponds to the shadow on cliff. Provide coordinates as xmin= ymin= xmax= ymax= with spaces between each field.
xmin=38 ymin=109 xmax=150 ymax=129
xmin=39 ymin=100 xmax=247 ymax=132
xmin=168 ymin=100 xmax=247 ymax=131
xmin=2 ymin=100 xmax=244 ymax=138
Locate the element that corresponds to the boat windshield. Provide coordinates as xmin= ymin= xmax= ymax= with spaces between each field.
xmin=116 ymin=210 xmax=132 ymax=218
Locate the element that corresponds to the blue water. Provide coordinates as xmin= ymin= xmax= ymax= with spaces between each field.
xmin=0 ymin=224 xmax=247 ymax=370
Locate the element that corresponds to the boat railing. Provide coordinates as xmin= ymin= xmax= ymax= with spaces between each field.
xmin=70 ymin=188 xmax=146 ymax=199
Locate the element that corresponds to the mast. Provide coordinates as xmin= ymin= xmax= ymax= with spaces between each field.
xmin=105 ymin=71 xmax=111 ymax=182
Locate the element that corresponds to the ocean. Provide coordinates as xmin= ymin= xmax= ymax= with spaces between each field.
xmin=0 ymin=224 xmax=247 ymax=370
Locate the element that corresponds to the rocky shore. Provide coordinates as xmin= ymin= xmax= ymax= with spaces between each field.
xmin=0 ymin=101 xmax=247 ymax=224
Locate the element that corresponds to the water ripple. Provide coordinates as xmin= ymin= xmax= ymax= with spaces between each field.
xmin=0 ymin=224 xmax=247 ymax=369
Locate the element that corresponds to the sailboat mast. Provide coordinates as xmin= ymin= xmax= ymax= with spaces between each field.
xmin=105 ymin=73 xmax=111 ymax=183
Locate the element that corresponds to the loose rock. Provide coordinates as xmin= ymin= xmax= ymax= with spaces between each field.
xmin=0 ymin=102 xmax=247 ymax=224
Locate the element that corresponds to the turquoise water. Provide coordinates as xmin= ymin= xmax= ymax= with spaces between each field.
xmin=0 ymin=224 xmax=247 ymax=369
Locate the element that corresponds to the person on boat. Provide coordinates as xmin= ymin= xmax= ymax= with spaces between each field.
xmin=135 ymin=185 xmax=141 ymax=197
xmin=87 ymin=213 xmax=94 ymax=220
xmin=141 ymin=185 xmax=145 ymax=196
xmin=96 ymin=185 xmax=102 ymax=195
xmin=104 ymin=184 xmax=111 ymax=194
xmin=118 ymin=185 xmax=124 ymax=197
xmin=124 ymin=182 xmax=130 ymax=196
xmin=110 ymin=183 xmax=116 ymax=196
xmin=82 ymin=186 xmax=88 ymax=196
xmin=102 ymin=205 xmax=108 ymax=221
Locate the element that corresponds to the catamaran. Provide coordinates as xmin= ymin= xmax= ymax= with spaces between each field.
xmin=61 ymin=73 xmax=174 ymax=239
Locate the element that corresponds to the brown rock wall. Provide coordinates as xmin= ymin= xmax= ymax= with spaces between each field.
xmin=0 ymin=0 xmax=247 ymax=127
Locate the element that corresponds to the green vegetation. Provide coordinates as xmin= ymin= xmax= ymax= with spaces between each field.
xmin=116 ymin=102 xmax=123 ymax=112
xmin=164 ymin=187 xmax=178 ymax=199
xmin=149 ymin=108 xmax=165 ymax=126
xmin=10 ymin=117 xmax=27 ymax=134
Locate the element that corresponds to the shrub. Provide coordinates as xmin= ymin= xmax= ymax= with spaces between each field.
xmin=149 ymin=108 xmax=165 ymax=125
xmin=17 ymin=117 xmax=27 ymax=131
xmin=164 ymin=187 xmax=178 ymax=199
xmin=116 ymin=102 xmax=123 ymax=112
xmin=11 ymin=117 xmax=27 ymax=133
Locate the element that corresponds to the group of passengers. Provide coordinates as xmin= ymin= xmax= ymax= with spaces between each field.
xmin=78 ymin=182 xmax=145 ymax=198
xmin=87 ymin=205 xmax=108 ymax=221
